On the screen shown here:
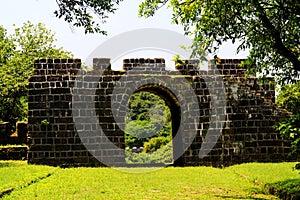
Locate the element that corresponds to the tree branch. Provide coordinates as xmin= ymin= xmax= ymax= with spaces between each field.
xmin=252 ymin=0 xmax=300 ymax=72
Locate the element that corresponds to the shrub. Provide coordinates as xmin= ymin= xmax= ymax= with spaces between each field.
xmin=264 ymin=179 xmax=300 ymax=200
xmin=276 ymin=81 xmax=300 ymax=114
xmin=143 ymin=136 xmax=170 ymax=153
xmin=125 ymin=143 xmax=173 ymax=164
xmin=274 ymin=114 xmax=300 ymax=156
xmin=275 ymin=81 xmax=300 ymax=168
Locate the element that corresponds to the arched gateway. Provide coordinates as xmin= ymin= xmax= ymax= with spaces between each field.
xmin=27 ymin=58 xmax=297 ymax=167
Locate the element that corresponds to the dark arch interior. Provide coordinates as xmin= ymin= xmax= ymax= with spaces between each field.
xmin=132 ymin=84 xmax=183 ymax=166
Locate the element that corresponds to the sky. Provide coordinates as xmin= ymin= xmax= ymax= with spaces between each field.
xmin=1 ymin=0 xmax=249 ymax=68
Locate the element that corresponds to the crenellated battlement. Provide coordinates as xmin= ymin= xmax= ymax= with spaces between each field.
xmin=27 ymin=57 xmax=296 ymax=167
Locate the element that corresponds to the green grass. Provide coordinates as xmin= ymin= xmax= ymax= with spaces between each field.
xmin=0 ymin=161 xmax=299 ymax=199
xmin=0 ymin=161 xmax=57 ymax=198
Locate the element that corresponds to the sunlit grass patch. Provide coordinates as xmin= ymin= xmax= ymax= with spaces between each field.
xmin=3 ymin=162 xmax=297 ymax=199
xmin=0 ymin=161 xmax=57 ymax=198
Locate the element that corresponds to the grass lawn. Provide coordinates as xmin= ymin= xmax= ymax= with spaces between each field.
xmin=0 ymin=161 xmax=299 ymax=199
xmin=0 ymin=161 xmax=57 ymax=197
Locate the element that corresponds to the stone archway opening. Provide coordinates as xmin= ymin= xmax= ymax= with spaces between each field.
xmin=124 ymin=85 xmax=182 ymax=166
xmin=28 ymin=58 xmax=298 ymax=167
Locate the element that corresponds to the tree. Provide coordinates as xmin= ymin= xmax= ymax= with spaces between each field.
xmin=138 ymin=0 xmax=300 ymax=83
xmin=124 ymin=92 xmax=173 ymax=164
xmin=54 ymin=0 xmax=123 ymax=34
xmin=125 ymin=92 xmax=172 ymax=149
xmin=276 ymin=81 xmax=300 ymax=114
xmin=274 ymin=81 xmax=300 ymax=166
xmin=52 ymin=1 xmax=299 ymax=82
xmin=0 ymin=22 xmax=72 ymax=131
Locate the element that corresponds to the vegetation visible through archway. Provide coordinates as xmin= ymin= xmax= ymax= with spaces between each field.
xmin=124 ymin=92 xmax=173 ymax=164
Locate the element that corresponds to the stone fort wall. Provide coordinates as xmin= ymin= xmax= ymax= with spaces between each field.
xmin=27 ymin=58 xmax=297 ymax=167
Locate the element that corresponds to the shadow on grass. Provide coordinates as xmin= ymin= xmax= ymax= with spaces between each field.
xmin=0 ymin=173 xmax=54 ymax=198
xmin=264 ymin=179 xmax=300 ymax=200
xmin=214 ymin=195 xmax=268 ymax=199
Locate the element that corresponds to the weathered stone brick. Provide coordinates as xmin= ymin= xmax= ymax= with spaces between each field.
xmin=27 ymin=58 xmax=298 ymax=167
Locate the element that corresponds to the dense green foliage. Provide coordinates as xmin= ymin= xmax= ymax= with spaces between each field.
xmin=275 ymin=115 xmax=300 ymax=156
xmin=53 ymin=1 xmax=300 ymax=82
xmin=54 ymin=0 xmax=123 ymax=34
xmin=1 ymin=161 xmax=299 ymax=199
xmin=0 ymin=22 xmax=72 ymax=131
xmin=138 ymin=0 xmax=300 ymax=83
xmin=276 ymin=81 xmax=300 ymax=114
xmin=125 ymin=92 xmax=172 ymax=163
xmin=125 ymin=142 xmax=173 ymax=164
xmin=264 ymin=179 xmax=300 ymax=200
xmin=125 ymin=92 xmax=172 ymax=149
xmin=143 ymin=136 xmax=170 ymax=153
xmin=275 ymin=81 xmax=300 ymax=168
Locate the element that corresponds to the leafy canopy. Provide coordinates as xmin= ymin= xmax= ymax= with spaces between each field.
xmin=0 ymin=22 xmax=72 ymax=130
xmin=54 ymin=0 xmax=123 ymax=34
xmin=138 ymin=0 xmax=300 ymax=83
xmin=125 ymin=92 xmax=172 ymax=149
xmin=275 ymin=82 xmax=300 ymax=159
xmin=276 ymin=81 xmax=300 ymax=115
xmin=53 ymin=1 xmax=299 ymax=82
